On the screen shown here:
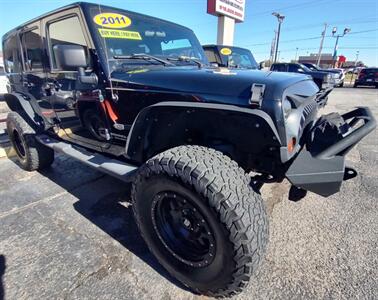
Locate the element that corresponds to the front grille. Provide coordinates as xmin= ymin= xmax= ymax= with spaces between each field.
xmin=303 ymin=101 xmax=317 ymax=119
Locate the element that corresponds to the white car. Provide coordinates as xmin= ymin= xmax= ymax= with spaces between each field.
xmin=0 ymin=62 xmax=10 ymax=97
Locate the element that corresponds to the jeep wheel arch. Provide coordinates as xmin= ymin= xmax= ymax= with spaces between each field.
xmin=4 ymin=92 xmax=46 ymax=132
xmin=126 ymin=102 xmax=283 ymax=174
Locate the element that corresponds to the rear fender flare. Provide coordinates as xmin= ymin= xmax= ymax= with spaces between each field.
xmin=4 ymin=92 xmax=45 ymax=131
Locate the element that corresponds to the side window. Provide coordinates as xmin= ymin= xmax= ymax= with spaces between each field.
xmin=0 ymin=66 xmax=5 ymax=76
xmin=48 ymin=15 xmax=90 ymax=69
xmin=21 ymin=28 xmax=44 ymax=71
xmin=204 ymin=49 xmax=218 ymax=64
xmin=289 ymin=64 xmax=301 ymax=72
xmin=3 ymin=35 xmax=22 ymax=73
xmin=272 ymin=64 xmax=285 ymax=72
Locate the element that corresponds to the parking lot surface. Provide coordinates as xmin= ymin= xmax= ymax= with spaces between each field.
xmin=0 ymin=87 xmax=377 ymax=299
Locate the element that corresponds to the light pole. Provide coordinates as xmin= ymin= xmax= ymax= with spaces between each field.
xmin=294 ymin=47 xmax=299 ymax=62
xmin=332 ymin=27 xmax=351 ymax=67
xmin=354 ymin=50 xmax=359 ymax=66
xmin=316 ymin=23 xmax=327 ymax=66
xmin=272 ymin=12 xmax=285 ymax=63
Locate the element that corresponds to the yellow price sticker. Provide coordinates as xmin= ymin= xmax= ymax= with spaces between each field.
xmin=98 ymin=29 xmax=142 ymax=40
xmin=220 ymin=48 xmax=232 ymax=55
xmin=93 ymin=13 xmax=131 ymax=28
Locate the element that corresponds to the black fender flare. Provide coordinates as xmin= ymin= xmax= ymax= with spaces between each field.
xmin=125 ymin=102 xmax=283 ymax=173
xmin=4 ymin=92 xmax=45 ymax=131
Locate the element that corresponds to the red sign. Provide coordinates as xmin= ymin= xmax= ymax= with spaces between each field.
xmin=338 ymin=55 xmax=346 ymax=63
xmin=207 ymin=0 xmax=246 ymax=22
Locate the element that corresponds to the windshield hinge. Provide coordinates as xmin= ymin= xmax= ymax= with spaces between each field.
xmin=250 ymin=83 xmax=265 ymax=106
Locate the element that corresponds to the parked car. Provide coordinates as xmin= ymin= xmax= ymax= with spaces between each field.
xmin=302 ymin=63 xmax=345 ymax=87
xmin=0 ymin=61 xmax=10 ymax=98
xmin=202 ymin=44 xmax=259 ymax=69
xmin=354 ymin=68 xmax=378 ymax=88
xmin=270 ymin=62 xmax=334 ymax=106
xmin=2 ymin=2 xmax=376 ymax=297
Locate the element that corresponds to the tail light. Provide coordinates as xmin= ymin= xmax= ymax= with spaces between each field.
xmin=358 ymin=73 xmax=365 ymax=79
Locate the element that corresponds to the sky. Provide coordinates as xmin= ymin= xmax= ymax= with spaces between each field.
xmin=0 ymin=0 xmax=377 ymax=66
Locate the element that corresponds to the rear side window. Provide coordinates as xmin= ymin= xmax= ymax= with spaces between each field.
xmin=365 ymin=68 xmax=378 ymax=74
xmin=288 ymin=64 xmax=301 ymax=72
xmin=204 ymin=49 xmax=218 ymax=64
xmin=272 ymin=64 xmax=286 ymax=72
xmin=48 ymin=15 xmax=91 ymax=69
xmin=3 ymin=35 xmax=22 ymax=73
xmin=21 ymin=27 xmax=44 ymax=71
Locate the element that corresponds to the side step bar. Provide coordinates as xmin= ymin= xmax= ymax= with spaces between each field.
xmin=36 ymin=135 xmax=138 ymax=182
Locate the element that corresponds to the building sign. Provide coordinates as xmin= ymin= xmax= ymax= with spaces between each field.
xmin=338 ymin=55 xmax=346 ymax=63
xmin=207 ymin=0 xmax=246 ymax=22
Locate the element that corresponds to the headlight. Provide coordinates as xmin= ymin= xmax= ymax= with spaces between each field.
xmin=282 ymin=98 xmax=292 ymax=119
xmin=322 ymin=74 xmax=332 ymax=88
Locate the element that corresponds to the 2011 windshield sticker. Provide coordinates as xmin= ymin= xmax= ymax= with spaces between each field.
xmin=93 ymin=13 xmax=131 ymax=28
xmin=220 ymin=48 xmax=232 ymax=55
xmin=98 ymin=28 xmax=142 ymax=40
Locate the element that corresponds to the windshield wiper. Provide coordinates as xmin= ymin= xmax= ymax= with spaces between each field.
xmin=166 ymin=56 xmax=204 ymax=68
xmin=113 ymin=53 xmax=175 ymax=66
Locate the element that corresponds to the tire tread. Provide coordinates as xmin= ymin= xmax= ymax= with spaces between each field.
xmin=132 ymin=145 xmax=268 ymax=297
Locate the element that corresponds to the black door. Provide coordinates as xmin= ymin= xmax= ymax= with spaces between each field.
xmin=3 ymin=33 xmax=23 ymax=94
xmin=19 ymin=22 xmax=57 ymax=121
xmin=43 ymin=10 xmax=109 ymax=149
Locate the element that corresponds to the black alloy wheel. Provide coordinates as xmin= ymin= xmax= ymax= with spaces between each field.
xmin=151 ymin=191 xmax=216 ymax=268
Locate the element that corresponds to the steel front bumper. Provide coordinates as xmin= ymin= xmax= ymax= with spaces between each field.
xmin=286 ymin=107 xmax=376 ymax=197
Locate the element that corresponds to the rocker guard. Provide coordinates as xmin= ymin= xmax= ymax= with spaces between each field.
xmin=286 ymin=107 xmax=376 ymax=197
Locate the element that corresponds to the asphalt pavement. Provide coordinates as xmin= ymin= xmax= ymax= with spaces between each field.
xmin=0 ymin=87 xmax=377 ymax=299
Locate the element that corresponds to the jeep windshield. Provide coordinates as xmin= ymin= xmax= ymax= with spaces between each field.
xmin=221 ymin=47 xmax=258 ymax=69
xmin=87 ymin=5 xmax=208 ymax=72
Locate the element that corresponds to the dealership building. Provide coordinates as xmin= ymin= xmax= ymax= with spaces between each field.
xmin=298 ymin=53 xmax=336 ymax=68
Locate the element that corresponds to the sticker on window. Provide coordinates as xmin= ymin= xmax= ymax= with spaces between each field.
xmin=98 ymin=29 xmax=142 ymax=40
xmin=220 ymin=48 xmax=232 ymax=55
xmin=93 ymin=13 xmax=131 ymax=28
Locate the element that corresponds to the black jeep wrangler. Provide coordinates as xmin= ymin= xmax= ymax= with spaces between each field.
xmin=2 ymin=2 xmax=376 ymax=297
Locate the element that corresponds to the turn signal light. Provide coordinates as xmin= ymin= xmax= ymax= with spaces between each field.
xmin=288 ymin=137 xmax=296 ymax=153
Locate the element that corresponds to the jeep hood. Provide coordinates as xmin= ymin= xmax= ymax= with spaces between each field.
xmin=110 ymin=67 xmax=319 ymax=104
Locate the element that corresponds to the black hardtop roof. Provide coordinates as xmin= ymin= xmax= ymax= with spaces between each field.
xmin=3 ymin=2 xmax=192 ymax=40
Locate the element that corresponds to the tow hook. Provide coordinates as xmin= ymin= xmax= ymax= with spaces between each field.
xmin=344 ymin=167 xmax=357 ymax=181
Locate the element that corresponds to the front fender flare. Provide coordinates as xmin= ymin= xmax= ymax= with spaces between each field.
xmin=125 ymin=102 xmax=282 ymax=172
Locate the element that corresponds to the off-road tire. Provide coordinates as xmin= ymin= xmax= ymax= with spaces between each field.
xmin=6 ymin=111 xmax=54 ymax=171
xmin=132 ymin=145 xmax=269 ymax=297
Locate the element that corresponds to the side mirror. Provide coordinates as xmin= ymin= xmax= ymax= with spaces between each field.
xmin=53 ymin=44 xmax=97 ymax=86
xmin=53 ymin=44 xmax=87 ymax=71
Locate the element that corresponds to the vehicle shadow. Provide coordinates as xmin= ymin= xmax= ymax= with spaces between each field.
xmin=37 ymin=164 xmax=189 ymax=292
xmin=0 ymin=255 xmax=6 ymax=300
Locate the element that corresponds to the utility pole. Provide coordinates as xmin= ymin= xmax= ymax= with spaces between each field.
xmin=316 ymin=23 xmax=327 ymax=66
xmin=354 ymin=50 xmax=359 ymax=66
xmin=270 ymin=31 xmax=277 ymax=63
xmin=272 ymin=12 xmax=285 ymax=63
